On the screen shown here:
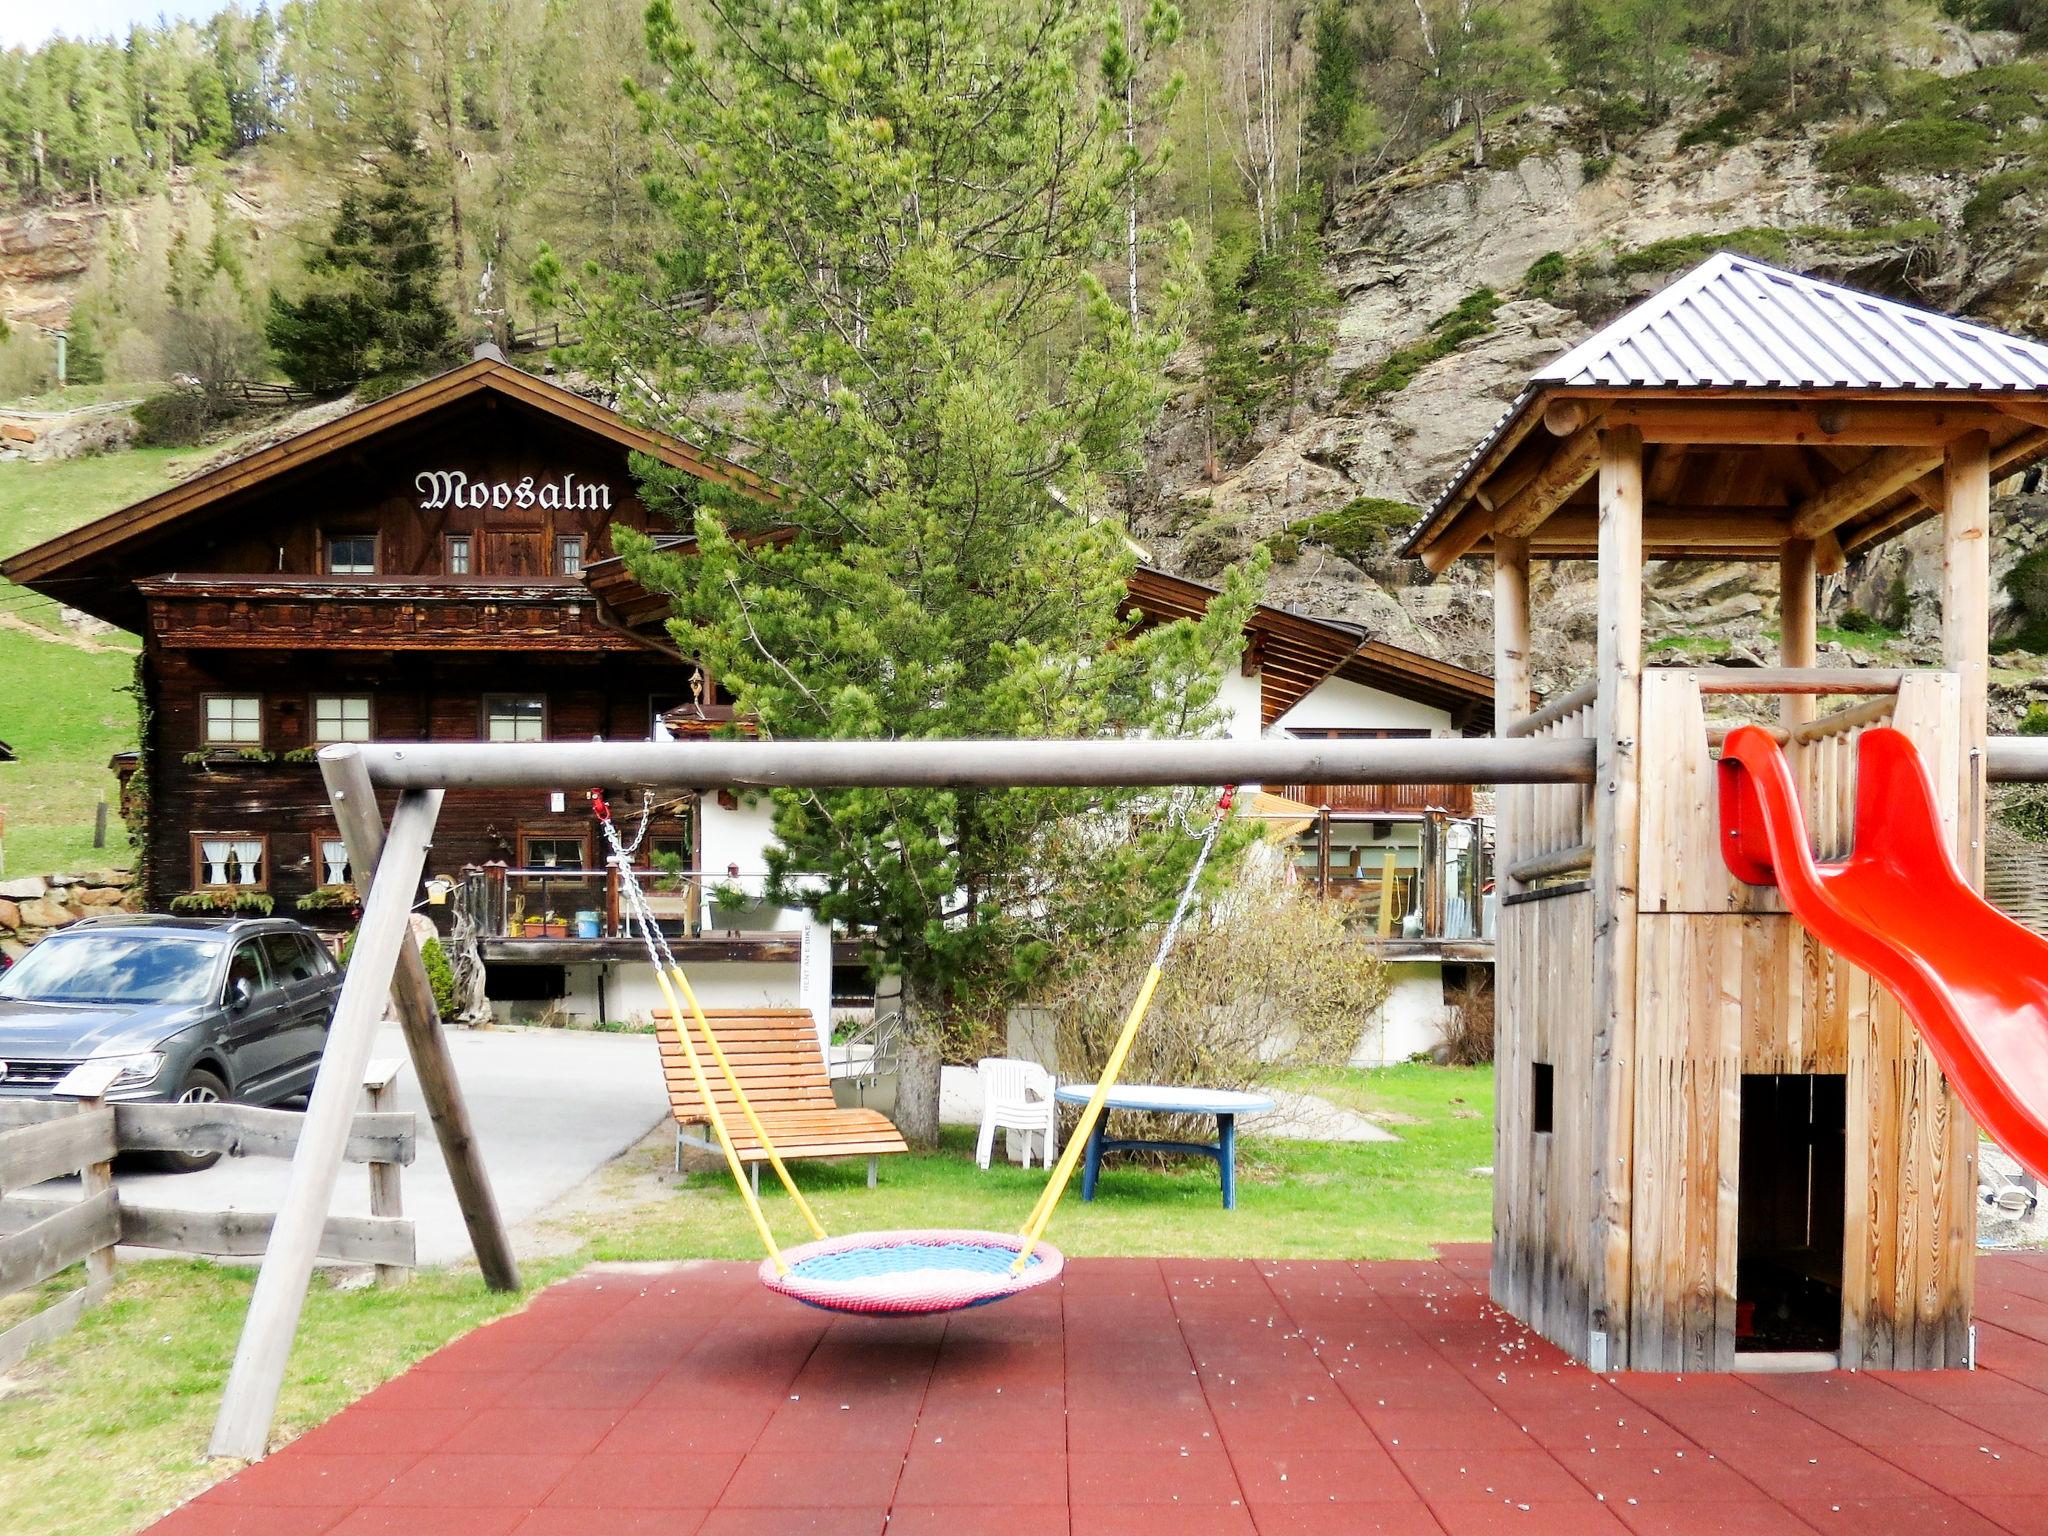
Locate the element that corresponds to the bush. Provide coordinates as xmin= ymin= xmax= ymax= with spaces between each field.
xmin=1441 ymin=973 xmax=1495 ymax=1066
xmin=2003 ymin=546 xmax=2048 ymax=651
xmin=1677 ymin=104 xmax=1755 ymax=152
xmin=338 ymin=929 xmax=461 ymax=1019
xmin=1820 ymin=117 xmax=1995 ymax=179
xmin=1834 ymin=608 xmax=1881 ymax=633
xmin=1343 ymin=289 xmax=1502 ymax=402
xmin=1266 ymin=497 xmax=1419 ymax=563
xmin=1522 ymin=251 xmax=1567 ymax=302
xmin=2020 ymin=703 xmax=2048 ymax=736
xmin=132 ymin=387 xmax=214 ymax=447
xmin=1039 ymin=876 xmax=1390 ymax=1150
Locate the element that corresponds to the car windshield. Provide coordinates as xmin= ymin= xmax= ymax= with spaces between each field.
xmin=0 ymin=933 xmax=223 ymax=1006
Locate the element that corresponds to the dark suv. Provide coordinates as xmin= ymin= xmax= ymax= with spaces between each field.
xmin=0 ymin=916 xmax=341 ymax=1125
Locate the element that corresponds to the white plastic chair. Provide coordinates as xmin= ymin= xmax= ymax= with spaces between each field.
xmin=975 ymin=1057 xmax=1058 ymax=1170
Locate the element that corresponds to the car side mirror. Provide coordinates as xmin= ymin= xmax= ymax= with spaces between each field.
xmin=227 ymin=976 xmax=255 ymax=1012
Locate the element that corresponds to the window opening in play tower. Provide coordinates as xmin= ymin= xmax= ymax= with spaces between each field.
xmin=1531 ymin=1062 xmax=1554 ymax=1135
xmin=1737 ymin=1073 xmax=1847 ymax=1356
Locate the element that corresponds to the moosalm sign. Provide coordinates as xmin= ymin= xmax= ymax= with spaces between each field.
xmin=415 ymin=470 xmax=614 ymax=512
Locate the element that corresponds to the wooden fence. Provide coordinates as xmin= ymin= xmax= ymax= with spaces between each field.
xmin=0 ymin=1060 xmax=413 ymax=1372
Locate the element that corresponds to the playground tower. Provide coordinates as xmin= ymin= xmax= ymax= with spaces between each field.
xmin=1404 ymin=253 xmax=2048 ymax=1371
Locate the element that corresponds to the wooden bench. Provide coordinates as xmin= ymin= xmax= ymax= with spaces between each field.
xmin=655 ymin=1007 xmax=907 ymax=1190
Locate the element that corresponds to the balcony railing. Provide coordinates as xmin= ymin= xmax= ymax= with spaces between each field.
xmin=457 ymin=864 xmax=781 ymax=941
xmin=1299 ymin=810 xmax=1493 ymax=944
xmin=1270 ymin=781 xmax=1476 ymax=817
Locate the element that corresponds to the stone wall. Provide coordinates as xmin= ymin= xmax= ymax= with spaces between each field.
xmin=0 ymin=870 xmax=138 ymax=961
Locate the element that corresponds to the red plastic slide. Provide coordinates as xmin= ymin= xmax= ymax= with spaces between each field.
xmin=1720 ymin=724 xmax=2048 ymax=1184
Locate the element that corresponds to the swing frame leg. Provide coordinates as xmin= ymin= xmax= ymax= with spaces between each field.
xmin=868 ymin=1156 xmax=877 ymax=1189
xmin=750 ymin=1162 xmax=761 ymax=1196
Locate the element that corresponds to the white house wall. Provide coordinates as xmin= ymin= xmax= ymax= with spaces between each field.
xmin=1358 ymin=962 xmax=1453 ymax=1066
xmin=1273 ymin=674 xmax=1453 ymax=736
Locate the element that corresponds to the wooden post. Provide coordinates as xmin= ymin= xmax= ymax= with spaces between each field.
xmin=1316 ymin=808 xmax=1331 ymax=897
xmin=54 ymin=1058 xmax=124 ymax=1297
xmin=1943 ymin=430 xmax=1992 ymax=884
xmin=209 ymin=788 xmax=445 ymax=1462
xmin=321 ymin=748 xmax=517 ymax=1294
xmin=1494 ymin=534 xmax=1533 ymax=889
xmin=1780 ymin=538 xmax=1819 ymax=805
xmin=1378 ymin=848 xmax=1397 ymax=937
xmin=92 ymin=791 xmax=108 ymax=851
xmin=1590 ymin=424 xmax=1644 ymax=1368
xmin=362 ymin=1059 xmax=406 ymax=1289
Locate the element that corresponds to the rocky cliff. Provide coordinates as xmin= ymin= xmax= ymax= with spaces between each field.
xmin=1138 ymin=26 xmax=2048 ymax=727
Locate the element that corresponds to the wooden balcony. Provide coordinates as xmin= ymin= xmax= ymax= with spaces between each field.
xmin=1268 ymin=781 xmax=1474 ymax=817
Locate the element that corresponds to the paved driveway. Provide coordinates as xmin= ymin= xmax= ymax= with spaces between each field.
xmin=106 ymin=1026 xmax=669 ymax=1266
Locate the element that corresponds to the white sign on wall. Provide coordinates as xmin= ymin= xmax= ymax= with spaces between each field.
xmin=415 ymin=470 xmax=613 ymax=512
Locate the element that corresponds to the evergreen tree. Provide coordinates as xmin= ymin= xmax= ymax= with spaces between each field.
xmin=266 ymin=133 xmax=459 ymax=392
xmin=547 ymin=0 xmax=1261 ymax=1143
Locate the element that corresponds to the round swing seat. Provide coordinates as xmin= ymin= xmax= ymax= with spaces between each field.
xmin=760 ymin=1229 xmax=1064 ymax=1316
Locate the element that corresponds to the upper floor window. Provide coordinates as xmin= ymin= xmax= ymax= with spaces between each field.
xmin=556 ymin=536 xmax=585 ymax=577
xmin=484 ymin=694 xmax=546 ymax=742
xmin=327 ymin=534 xmax=377 ymax=575
xmin=203 ymin=694 xmax=263 ymax=746
xmin=446 ymin=535 xmax=472 ymax=575
xmin=312 ymin=694 xmax=372 ymax=744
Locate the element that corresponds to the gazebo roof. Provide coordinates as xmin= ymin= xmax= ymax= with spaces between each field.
xmin=1403 ymin=253 xmax=2048 ymax=571
xmin=1536 ymin=252 xmax=2048 ymax=393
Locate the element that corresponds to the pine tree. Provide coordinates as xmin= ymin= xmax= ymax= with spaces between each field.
xmin=266 ymin=132 xmax=459 ymax=392
xmin=550 ymin=0 xmax=1262 ymax=1144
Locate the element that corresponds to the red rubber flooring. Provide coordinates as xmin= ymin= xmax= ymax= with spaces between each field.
xmin=149 ymin=1245 xmax=2048 ymax=1536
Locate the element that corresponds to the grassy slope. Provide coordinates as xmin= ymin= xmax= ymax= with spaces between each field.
xmin=0 ymin=446 xmax=229 ymax=877
xmin=0 ymin=1066 xmax=1492 ymax=1536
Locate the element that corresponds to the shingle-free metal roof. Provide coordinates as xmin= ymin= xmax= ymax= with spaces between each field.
xmin=1536 ymin=251 xmax=2048 ymax=391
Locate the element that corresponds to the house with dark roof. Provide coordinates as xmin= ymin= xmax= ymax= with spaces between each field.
xmin=3 ymin=358 xmax=1489 ymax=1051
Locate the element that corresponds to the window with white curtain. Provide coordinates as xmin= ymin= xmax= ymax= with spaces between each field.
xmin=318 ymin=838 xmax=351 ymax=886
xmin=313 ymin=694 xmax=372 ymax=743
xmin=204 ymin=695 xmax=262 ymax=746
xmin=197 ymin=836 xmax=266 ymax=888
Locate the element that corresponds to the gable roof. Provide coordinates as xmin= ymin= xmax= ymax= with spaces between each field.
xmin=1124 ymin=567 xmax=1492 ymax=734
xmin=1536 ymin=252 xmax=2048 ymax=392
xmin=0 ymin=358 xmax=775 ymax=622
xmin=1404 ymin=252 xmax=2048 ymax=565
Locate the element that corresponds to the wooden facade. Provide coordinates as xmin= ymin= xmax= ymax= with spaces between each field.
xmin=1410 ymin=255 xmax=2042 ymax=1372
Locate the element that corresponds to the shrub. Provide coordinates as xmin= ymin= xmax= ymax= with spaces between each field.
xmin=2020 ymin=703 xmax=2048 ymax=736
xmin=1441 ymin=972 xmax=1495 ymax=1066
xmin=2003 ymin=546 xmax=2048 ymax=651
xmin=1607 ymin=227 xmax=1791 ymax=278
xmin=1267 ymin=497 xmax=1419 ymax=563
xmin=1522 ymin=251 xmax=1567 ymax=302
xmin=132 ymin=387 xmax=214 ymax=447
xmin=1343 ymin=289 xmax=1502 ymax=402
xmin=1677 ymin=104 xmax=1754 ymax=152
xmin=1820 ymin=117 xmax=1995 ymax=179
xmin=1039 ymin=875 xmax=1390 ymax=1150
xmin=337 ymin=930 xmax=461 ymax=1020
xmin=1835 ymin=607 xmax=1881 ymax=634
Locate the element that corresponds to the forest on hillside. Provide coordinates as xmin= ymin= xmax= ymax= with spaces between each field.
xmin=0 ymin=0 xmax=2007 ymax=463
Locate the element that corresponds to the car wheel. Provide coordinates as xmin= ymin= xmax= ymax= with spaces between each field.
xmin=151 ymin=1068 xmax=229 ymax=1173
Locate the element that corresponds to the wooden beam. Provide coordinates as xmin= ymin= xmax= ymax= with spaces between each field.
xmin=1544 ymin=398 xmax=1591 ymax=436
xmin=1419 ymin=504 xmax=1496 ymax=574
xmin=114 ymin=1102 xmax=416 ymax=1165
xmin=1604 ymin=401 xmax=2001 ymax=447
xmin=1944 ymin=430 xmax=1992 ymax=884
xmin=1780 ymin=539 xmax=1818 ymax=738
xmin=0 ymin=1110 xmax=116 ymax=1196
xmin=1590 ymin=423 xmax=1643 ymax=1368
xmin=1849 ymin=425 xmax=2048 ymax=550
xmin=1493 ymin=535 xmax=1533 ymax=734
xmin=210 ymin=787 xmax=445 ymax=1463
xmin=1495 ymin=421 xmax=1605 ymax=539
xmin=1788 ymin=446 xmax=1947 ymax=540
xmin=324 ymin=748 xmax=516 ymax=1292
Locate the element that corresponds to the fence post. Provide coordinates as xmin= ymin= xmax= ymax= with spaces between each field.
xmin=361 ymin=1058 xmax=407 ymax=1289
xmin=54 ymin=1058 xmax=126 ymax=1295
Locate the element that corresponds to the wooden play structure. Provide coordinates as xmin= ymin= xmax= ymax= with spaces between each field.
xmin=1404 ymin=253 xmax=2048 ymax=1372
xmin=199 ymin=254 xmax=2048 ymax=1458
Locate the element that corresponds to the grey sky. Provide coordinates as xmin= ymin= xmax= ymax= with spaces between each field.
xmin=0 ymin=0 xmax=229 ymax=49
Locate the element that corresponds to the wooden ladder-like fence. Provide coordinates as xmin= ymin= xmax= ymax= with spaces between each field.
xmin=0 ymin=1060 xmax=414 ymax=1373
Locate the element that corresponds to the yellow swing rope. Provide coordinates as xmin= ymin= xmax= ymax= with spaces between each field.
xmin=596 ymin=796 xmax=823 ymax=1271
xmin=1014 ymin=786 xmax=1236 ymax=1270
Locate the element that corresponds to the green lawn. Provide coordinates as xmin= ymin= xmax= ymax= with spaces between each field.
xmin=0 ymin=444 xmax=238 ymax=876
xmin=0 ymin=1064 xmax=1493 ymax=1536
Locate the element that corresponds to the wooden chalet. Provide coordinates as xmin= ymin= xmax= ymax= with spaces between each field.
xmin=3 ymin=355 xmax=1489 ymax=1021
xmin=1406 ymin=253 xmax=2048 ymax=1372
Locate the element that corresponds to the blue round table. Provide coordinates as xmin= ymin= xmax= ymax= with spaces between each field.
xmin=1054 ymin=1084 xmax=1276 ymax=1209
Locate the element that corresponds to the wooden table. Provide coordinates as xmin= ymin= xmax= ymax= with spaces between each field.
xmin=1054 ymin=1084 xmax=1275 ymax=1210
